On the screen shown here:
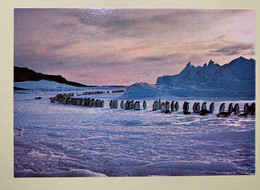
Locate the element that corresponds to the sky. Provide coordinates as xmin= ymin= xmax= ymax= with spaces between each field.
xmin=14 ymin=9 xmax=255 ymax=86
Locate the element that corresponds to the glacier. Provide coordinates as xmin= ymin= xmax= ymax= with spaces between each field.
xmin=155 ymin=57 xmax=255 ymax=99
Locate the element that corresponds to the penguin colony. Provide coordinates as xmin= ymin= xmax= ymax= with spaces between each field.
xmin=50 ymin=93 xmax=104 ymax=107
xmin=50 ymin=93 xmax=255 ymax=117
xmin=109 ymin=100 xmax=147 ymax=110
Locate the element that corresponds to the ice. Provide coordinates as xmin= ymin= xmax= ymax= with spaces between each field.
xmin=14 ymin=87 xmax=255 ymax=177
xmin=156 ymin=57 xmax=255 ymax=99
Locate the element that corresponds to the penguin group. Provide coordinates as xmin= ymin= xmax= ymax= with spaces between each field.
xmin=109 ymin=100 xmax=118 ymax=109
xmin=50 ymin=93 xmax=255 ymax=118
xmin=152 ymin=100 xmax=179 ymax=114
xmin=112 ymin=100 xmax=147 ymax=110
xmin=192 ymin=102 xmax=215 ymax=115
xmin=217 ymin=102 xmax=255 ymax=117
xmin=50 ymin=93 xmax=104 ymax=108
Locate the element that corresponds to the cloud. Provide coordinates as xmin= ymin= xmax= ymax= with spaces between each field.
xmin=136 ymin=56 xmax=166 ymax=62
xmin=210 ymin=43 xmax=254 ymax=56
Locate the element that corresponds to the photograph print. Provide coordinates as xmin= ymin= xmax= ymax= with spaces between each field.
xmin=14 ymin=9 xmax=255 ymax=177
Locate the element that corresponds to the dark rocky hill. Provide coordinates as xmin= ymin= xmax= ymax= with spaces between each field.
xmin=14 ymin=66 xmax=90 ymax=87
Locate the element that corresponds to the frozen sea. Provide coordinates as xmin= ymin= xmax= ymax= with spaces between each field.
xmin=14 ymin=87 xmax=255 ymax=177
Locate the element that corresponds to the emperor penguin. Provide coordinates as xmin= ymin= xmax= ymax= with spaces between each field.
xmin=249 ymin=102 xmax=255 ymax=115
xmin=89 ymin=99 xmax=95 ymax=107
xmin=109 ymin=100 xmax=113 ymax=108
xmin=86 ymin=98 xmax=90 ymax=106
xmin=201 ymin=102 xmax=207 ymax=111
xmin=171 ymin=101 xmax=175 ymax=112
xmin=161 ymin=102 xmax=166 ymax=113
xmin=125 ymin=100 xmax=129 ymax=109
xmin=195 ymin=102 xmax=200 ymax=113
xmin=120 ymin=100 xmax=124 ymax=109
xmin=95 ymin=99 xmax=99 ymax=107
xmin=114 ymin=100 xmax=118 ymax=109
xmin=158 ymin=99 xmax=162 ymax=110
xmin=153 ymin=100 xmax=158 ymax=111
xmin=209 ymin=102 xmax=214 ymax=113
xmin=183 ymin=101 xmax=191 ymax=114
xmin=228 ymin=103 xmax=233 ymax=113
xmin=82 ymin=98 xmax=86 ymax=106
xmin=100 ymin=100 xmax=104 ymax=107
xmin=175 ymin=101 xmax=179 ymax=111
xmin=234 ymin=103 xmax=239 ymax=115
xmin=143 ymin=101 xmax=147 ymax=109
xmin=219 ymin=103 xmax=225 ymax=113
xmin=134 ymin=101 xmax=141 ymax=110
xmin=193 ymin=102 xmax=197 ymax=113
xmin=50 ymin=97 xmax=55 ymax=103
xmin=129 ymin=100 xmax=134 ymax=110
xmin=239 ymin=103 xmax=249 ymax=116
xmin=165 ymin=101 xmax=171 ymax=114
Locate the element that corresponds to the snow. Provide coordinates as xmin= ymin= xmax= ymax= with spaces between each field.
xmin=14 ymin=80 xmax=85 ymax=91
xmin=14 ymin=85 xmax=255 ymax=177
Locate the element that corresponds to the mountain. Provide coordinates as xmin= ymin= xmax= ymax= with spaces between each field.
xmin=156 ymin=57 xmax=255 ymax=97
xmin=123 ymin=57 xmax=255 ymax=99
xmin=157 ymin=57 xmax=255 ymax=86
xmin=14 ymin=66 xmax=90 ymax=88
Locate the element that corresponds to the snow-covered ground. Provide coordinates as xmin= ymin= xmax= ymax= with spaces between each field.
xmin=14 ymin=87 xmax=255 ymax=177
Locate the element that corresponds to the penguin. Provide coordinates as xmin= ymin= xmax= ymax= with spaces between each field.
xmin=165 ymin=101 xmax=171 ymax=114
xmin=81 ymin=98 xmax=86 ymax=106
xmin=95 ymin=99 xmax=99 ymax=107
xmin=58 ymin=97 xmax=63 ymax=104
xmin=50 ymin=97 xmax=55 ymax=103
xmin=161 ymin=102 xmax=166 ymax=113
xmin=109 ymin=100 xmax=113 ymax=108
xmin=76 ymin=98 xmax=82 ymax=106
xmin=201 ymin=102 xmax=207 ymax=111
xmin=170 ymin=101 xmax=175 ymax=112
xmin=100 ymin=100 xmax=104 ymax=107
xmin=239 ymin=103 xmax=249 ymax=116
xmin=86 ymin=98 xmax=90 ymax=106
xmin=175 ymin=101 xmax=179 ymax=111
xmin=195 ymin=102 xmax=200 ymax=113
xmin=183 ymin=101 xmax=191 ymax=114
xmin=153 ymin=100 xmax=158 ymax=111
xmin=234 ymin=103 xmax=239 ymax=115
xmin=143 ymin=101 xmax=147 ymax=109
xmin=120 ymin=100 xmax=124 ymax=109
xmin=249 ymin=102 xmax=255 ymax=115
xmin=130 ymin=100 xmax=134 ymax=109
xmin=89 ymin=99 xmax=95 ymax=107
xmin=209 ymin=102 xmax=215 ymax=113
xmin=193 ymin=102 xmax=197 ymax=113
xmin=219 ymin=103 xmax=225 ymax=113
xmin=158 ymin=99 xmax=162 ymax=110
xmin=134 ymin=101 xmax=141 ymax=110
xmin=114 ymin=100 xmax=118 ymax=109
xmin=125 ymin=100 xmax=129 ymax=110
xmin=228 ymin=103 xmax=233 ymax=113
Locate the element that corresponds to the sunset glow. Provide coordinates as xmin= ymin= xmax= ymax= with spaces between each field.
xmin=14 ymin=9 xmax=255 ymax=85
